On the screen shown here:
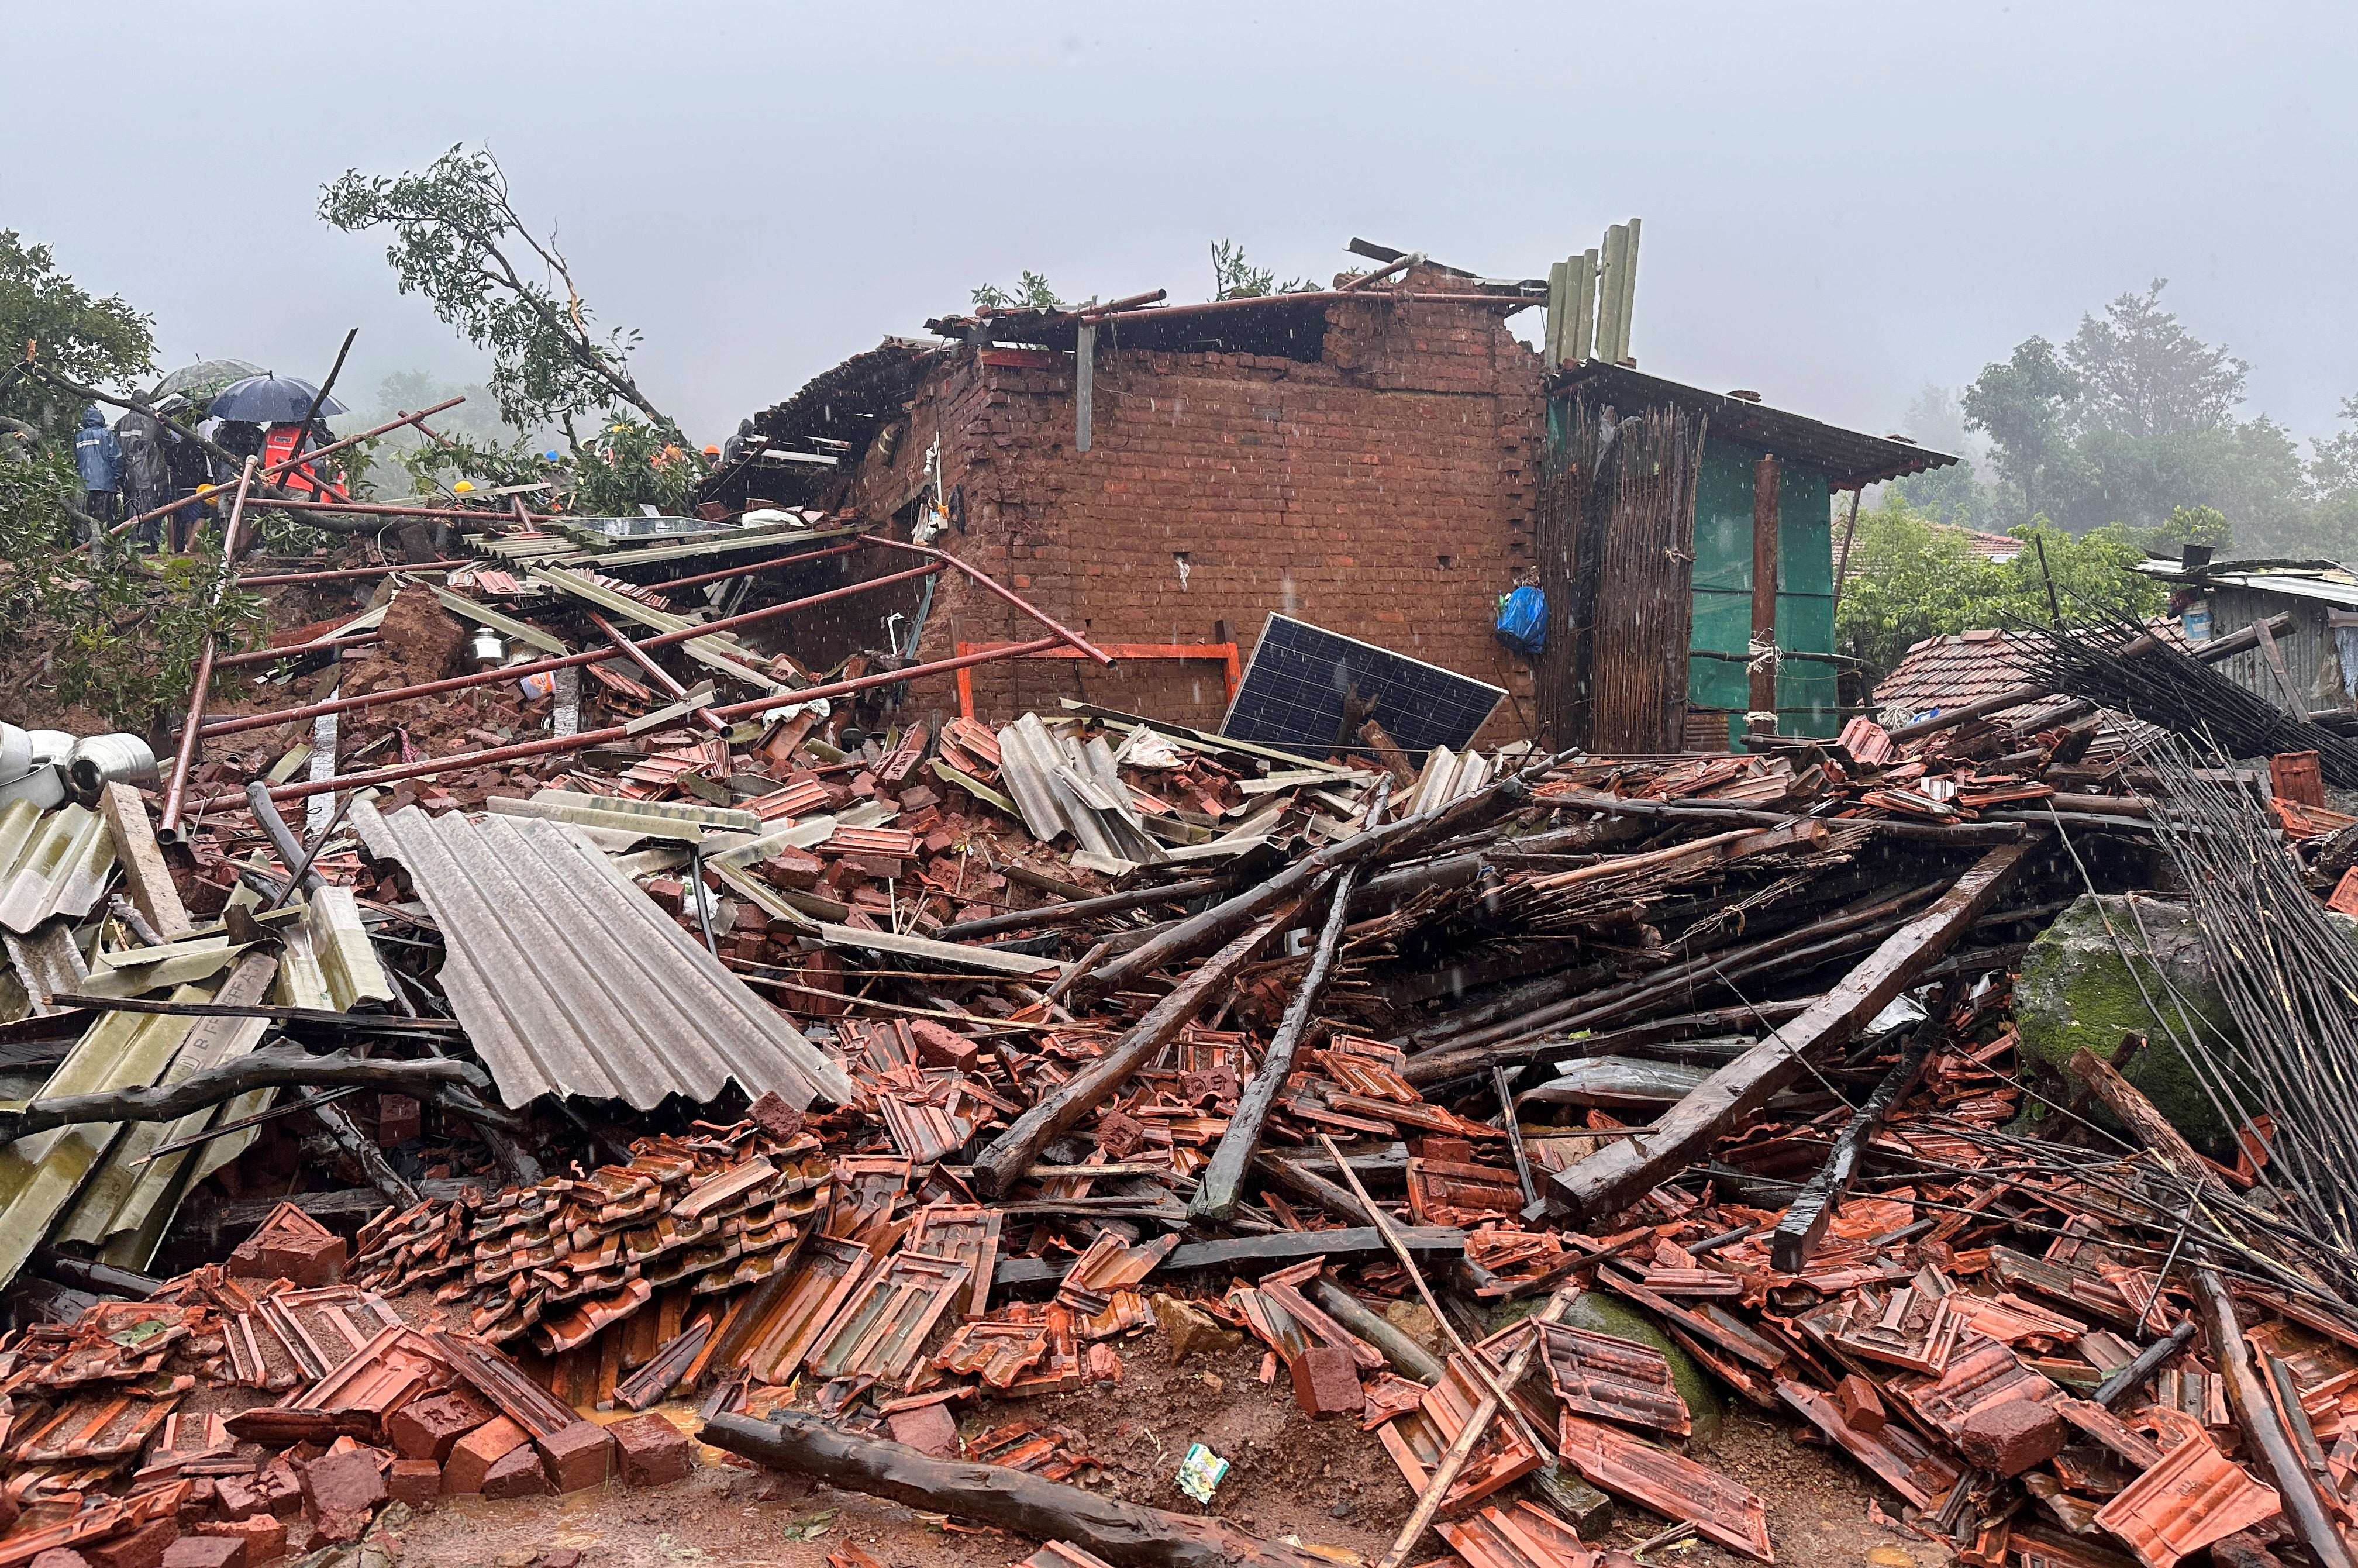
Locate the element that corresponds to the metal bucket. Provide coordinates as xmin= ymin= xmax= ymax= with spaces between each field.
xmin=0 ymin=729 xmax=72 ymax=812
xmin=66 ymin=733 xmax=160 ymax=805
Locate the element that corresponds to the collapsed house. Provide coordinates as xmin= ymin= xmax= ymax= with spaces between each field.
xmin=11 ymin=240 xmax=2358 ymax=1568
xmin=695 ymin=244 xmax=1955 ymax=754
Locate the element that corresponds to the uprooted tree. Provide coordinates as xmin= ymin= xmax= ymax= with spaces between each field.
xmin=319 ymin=144 xmax=681 ymax=447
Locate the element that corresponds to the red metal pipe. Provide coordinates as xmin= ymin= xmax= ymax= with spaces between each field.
xmin=89 ymin=398 xmax=469 ymax=551
xmin=161 ymin=456 xmax=256 ymax=835
xmin=588 ymin=612 xmax=728 ymax=732
xmin=856 ymin=535 xmax=1112 ymax=666
xmin=195 ymin=636 xmax=1064 ymax=811
xmin=217 ymin=498 xmax=546 ymax=523
xmin=238 ymin=559 xmax=469 ymax=587
xmin=195 ymin=560 xmax=945 ymax=740
xmin=214 ymin=630 xmax=382 ymax=670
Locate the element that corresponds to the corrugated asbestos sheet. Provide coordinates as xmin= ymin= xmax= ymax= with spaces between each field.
xmin=0 ymin=801 xmax=117 ymax=934
xmin=353 ymin=802 xmax=855 ymax=1112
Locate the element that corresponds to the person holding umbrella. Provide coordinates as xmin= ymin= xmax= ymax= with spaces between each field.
xmin=209 ymin=372 xmax=350 ymax=502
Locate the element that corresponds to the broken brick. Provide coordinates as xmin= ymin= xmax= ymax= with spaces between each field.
xmin=1291 ymin=1344 xmax=1364 ymax=1419
xmin=387 ymin=1387 xmax=496 ymax=1462
xmin=1959 ymin=1398 xmax=2066 ymax=1477
xmin=85 ymin=1521 xmax=178 ymax=1568
xmin=374 ymin=1093 xmax=422 ymax=1146
xmin=299 ymin=1450 xmax=386 ymax=1543
xmin=533 ymin=1419 xmax=616 ymax=1492
xmin=611 ymin=1412 xmax=694 ymax=1487
xmin=746 ymin=1090 xmax=804 ymax=1141
xmin=30 ymin=1552 xmax=91 ymax=1568
xmin=440 ymin=1414 xmax=530 ymax=1494
xmin=480 ymin=1444 xmax=556 ymax=1499
xmin=387 ymin=1459 xmax=442 ymax=1506
xmin=159 ymin=1539 xmax=242 ymax=1568
xmin=885 ymin=1402 xmax=960 ymax=1459
xmin=906 ymin=1019 xmax=980 ymax=1072
xmin=192 ymin=1517 xmax=283 ymax=1568
xmin=1834 ymin=1373 xmax=1887 ymax=1434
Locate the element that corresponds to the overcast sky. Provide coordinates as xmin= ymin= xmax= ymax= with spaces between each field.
xmin=9 ymin=3 xmax=2354 ymax=453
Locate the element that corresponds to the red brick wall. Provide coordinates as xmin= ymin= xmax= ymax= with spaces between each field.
xmin=852 ymin=277 xmax=1546 ymax=747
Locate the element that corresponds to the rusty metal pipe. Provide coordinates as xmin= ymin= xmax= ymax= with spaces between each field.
xmin=160 ymin=457 xmax=256 ymax=835
xmin=217 ymin=498 xmax=544 ymax=522
xmin=856 ymin=535 xmax=1112 ymax=666
xmin=237 ymin=560 xmax=468 ymax=587
xmin=194 ymin=635 xmax=1064 ymax=811
xmin=633 ymin=537 xmax=866 ymax=592
xmin=213 ymin=630 xmax=383 ymax=670
xmin=588 ymin=612 xmax=728 ymax=732
xmin=195 ymin=561 xmax=946 ymax=740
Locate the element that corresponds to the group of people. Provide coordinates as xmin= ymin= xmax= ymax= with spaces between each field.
xmin=71 ymin=404 xmax=343 ymax=552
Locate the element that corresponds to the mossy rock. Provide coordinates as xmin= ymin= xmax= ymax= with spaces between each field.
xmin=2014 ymin=892 xmax=2245 ymax=1145
xmin=1488 ymin=1292 xmax=1726 ymax=1442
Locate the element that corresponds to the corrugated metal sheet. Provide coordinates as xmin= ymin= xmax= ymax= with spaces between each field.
xmin=532 ymin=566 xmax=792 ymax=696
xmin=0 ymin=802 xmax=116 ymax=935
xmin=274 ymin=888 xmax=395 ymax=1013
xmin=352 ymin=801 xmax=855 ymax=1112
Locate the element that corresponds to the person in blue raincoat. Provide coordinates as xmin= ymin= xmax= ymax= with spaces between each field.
xmin=73 ymin=406 xmax=124 ymax=540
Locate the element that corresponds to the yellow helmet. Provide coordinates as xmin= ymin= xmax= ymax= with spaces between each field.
xmin=453 ymin=480 xmax=475 ymax=494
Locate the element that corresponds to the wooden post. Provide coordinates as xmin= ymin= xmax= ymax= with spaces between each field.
xmin=1748 ymin=454 xmax=1781 ymax=743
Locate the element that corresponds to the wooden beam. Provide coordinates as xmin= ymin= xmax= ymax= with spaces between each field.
xmin=701 ymin=1411 xmax=1330 ymax=1568
xmin=96 ymin=783 xmax=192 ymax=941
xmin=2192 ymin=1268 xmax=2357 ymax=1568
xmin=1747 ymin=454 xmax=1781 ymax=741
xmin=968 ymin=905 xmax=1298 ymax=1197
xmin=1539 ymin=839 xmax=2034 ymax=1226
xmin=2065 ymin=1046 xmax=2227 ymax=1194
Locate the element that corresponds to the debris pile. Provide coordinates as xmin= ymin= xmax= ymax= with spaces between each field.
xmin=7 ymin=529 xmax=2358 ymax=1568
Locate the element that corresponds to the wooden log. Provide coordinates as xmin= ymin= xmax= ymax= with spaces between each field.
xmin=1254 ymin=1152 xmax=1378 ymax=1227
xmin=933 ymin=876 xmax=1235 ymax=942
xmin=2193 ymin=1268 xmax=2356 ymax=1568
xmin=4 ymin=1043 xmax=494 ymax=1136
xmin=701 ymin=1410 xmax=1330 ymax=1568
xmin=969 ymin=907 xmax=1299 ymax=1197
xmin=2093 ymin=1318 xmax=2197 ymax=1408
xmin=1082 ymin=770 xmax=1536 ymax=999
xmin=1768 ymin=980 xmax=1956 ymax=1273
xmin=96 ymin=783 xmax=192 ymax=941
xmin=1540 ymin=839 xmax=2034 ymax=1225
xmin=1192 ymin=787 xmax=1390 ymax=1222
xmin=991 ymin=1225 xmax=1466 ymax=1291
xmin=2065 ymin=1046 xmax=2226 ymax=1193
xmin=1309 ymin=1278 xmax=1445 ymax=1384
xmin=1402 ymin=1002 xmax=1813 ymax=1088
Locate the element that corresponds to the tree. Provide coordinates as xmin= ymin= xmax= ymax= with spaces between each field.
xmin=2150 ymin=504 xmax=2233 ymax=556
xmin=1961 ymin=337 xmax=2078 ymax=523
xmin=2063 ymin=280 xmax=2246 ymax=440
xmin=1890 ymin=384 xmax=1991 ymax=524
xmin=1209 ymin=240 xmax=1314 ymax=301
xmin=1835 ymin=490 xmax=2166 ymax=678
xmin=319 ymin=146 xmax=676 ymax=443
xmin=0 ymin=232 xmax=154 ymax=440
xmin=971 ymin=272 xmax=1063 ymax=312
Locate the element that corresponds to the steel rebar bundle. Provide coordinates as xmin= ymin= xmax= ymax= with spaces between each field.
xmin=2013 ymin=616 xmax=2358 ymax=785
xmin=2135 ymin=733 xmax=2358 ymax=1267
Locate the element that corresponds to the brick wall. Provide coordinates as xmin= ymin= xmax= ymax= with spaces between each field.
xmin=852 ymin=273 xmax=1547 ymax=747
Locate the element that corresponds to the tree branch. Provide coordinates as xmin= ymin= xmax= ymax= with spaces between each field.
xmin=2 ymin=1043 xmax=503 ymax=1138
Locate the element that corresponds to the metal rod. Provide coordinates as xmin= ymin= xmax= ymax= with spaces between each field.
xmin=588 ymin=611 xmax=728 ymax=732
xmin=856 ymin=535 xmax=1113 ymax=665
xmin=635 ymin=537 xmax=866 ymax=592
xmin=159 ymin=454 xmax=255 ymax=834
xmin=274 ymin=328 xmax=358 ymax=499
xmin=237 ymin=561 xmax=467 ymax=587
xmin=196 ymin=560 xmax=944 ymax=740
xmin=213 ymin=630 xmax=381 ymax=670
xmin=190 ymin=635 xmax=1066 ymax=812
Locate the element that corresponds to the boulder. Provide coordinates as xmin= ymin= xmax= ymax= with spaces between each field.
xmin=2014 ymin=893 xmax=2246 ymax=1144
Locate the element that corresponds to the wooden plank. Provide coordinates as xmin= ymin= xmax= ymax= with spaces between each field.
xmin=991 ymin=1226 xmax=1468 ymax=1291
xmin=2254 ymin=616 xmax=2312 ymax=720
xmin=97 ymin=783 xmax=191 ymax=941
xmin=1540 ymin=839 xmax=2034 ymax=1226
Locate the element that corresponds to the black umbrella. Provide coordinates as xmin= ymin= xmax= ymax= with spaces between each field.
xmin=206 ymin=374 xmax=349 ymax=423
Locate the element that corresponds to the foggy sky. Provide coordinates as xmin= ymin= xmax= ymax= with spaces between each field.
xmin=9 ymin=3 xmax=2354 ymax=453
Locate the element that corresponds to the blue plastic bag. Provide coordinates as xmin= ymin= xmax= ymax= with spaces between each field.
xmin=1495 ymin=584 xmax=1546 ymax=656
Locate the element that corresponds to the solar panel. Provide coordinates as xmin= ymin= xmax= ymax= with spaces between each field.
xmin=1220 ymin=614 xmax=1505 ymax=755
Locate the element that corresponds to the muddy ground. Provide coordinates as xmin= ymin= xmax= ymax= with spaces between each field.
xmin=385 ymin=1335 xmax=1949 ymax=1568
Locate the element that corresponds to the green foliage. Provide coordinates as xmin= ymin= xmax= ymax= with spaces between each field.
xmin=1889 ymin=385 xmax=1992 ymax=525
xmin=0 ymin=440 xmax=259 ymax=726
xmin=2151 ymin=504 xmax=2233 ymax=554
xmin=398 ymin=431 xmax=550 ymax=498
xmin=1209 ymin=240 xmax=1314 ymax=300
xmin=1961 ymin=336 xmax=2078 ymax=521
xmin=0 ymin=232 xmax=155 ymax=439
xmin=971 ymin=271 xmax=1064 ymax=312
xmin=566 ymin=418 xmax=701 ymax=516
xmin=319 ymin=146 xmax=671 ymax=437
xmin=2064 ymin=281 xmax=2247 ymax=439
xmin=1836 ymin=491 xmax=2167 ymax=678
